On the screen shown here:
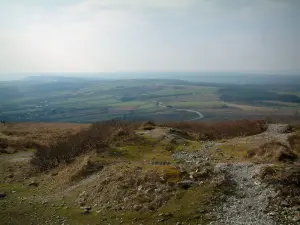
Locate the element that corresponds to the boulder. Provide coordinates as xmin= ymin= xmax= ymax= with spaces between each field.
xmin=28 ymin=181 xmax=39 ymax=187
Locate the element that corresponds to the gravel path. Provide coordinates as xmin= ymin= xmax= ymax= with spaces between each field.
xmin=211 ymin=163 xmax=278 ymax=225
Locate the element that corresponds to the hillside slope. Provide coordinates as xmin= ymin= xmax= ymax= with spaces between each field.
xmin=0 ymin=121 xmax=299 ymax=224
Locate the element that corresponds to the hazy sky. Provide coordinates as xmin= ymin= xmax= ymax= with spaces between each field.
xmin=0 ymin=0 xmax=299 ymax=74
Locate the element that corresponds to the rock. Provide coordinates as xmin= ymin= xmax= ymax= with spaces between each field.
xmin=292 ymin=216 xmax=300 ymax=222
xmin=177 ymin=180 xmax=195 ymax=189
xmin=268 ymin=212 xmax=276 ymax=216
xmin=281 ymin=201 xmax=289 ymax=207
xmin=79 ymin=191 xmax=86 ymax=197
xmin=51 ymin=172 xmax=58 ymax=176
xmin=82 ymin=206 xmax=92 ymax=214
xmin=159 ymin=213 xmax=173 ymax=217
xmin=84 ymin=206 xmax=92 ymax=211
xmin=28 ymin=181 xmax=39 ymax=187
xmin=0 ymin=192 xmax=6 ymax=199
xmin=137 ymin=186 xmax=143 ymax=191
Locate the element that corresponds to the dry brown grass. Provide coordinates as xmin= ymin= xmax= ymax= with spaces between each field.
xmin=288 ymin=132 xmax=300 ymax=155
xmin=260 ymin=165 xmax=300 ymax=206
xmin=31 ymin=120 xmax=140 ymax=172
xmin=286 ymin=122 xmax=300 ymax=133
xmin=0 ymin=122 xmax=89 ymax=147
xmin=164 ymin=120 xmax=267 ymax=140
xmin=247 ymin=141 xmax=298 ymax=163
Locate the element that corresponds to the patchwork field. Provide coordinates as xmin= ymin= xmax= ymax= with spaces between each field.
xmin=0 ymin=76 xmax=300 ymax=123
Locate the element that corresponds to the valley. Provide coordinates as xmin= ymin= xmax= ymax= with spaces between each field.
xmin=1 ymin=75 xmax=300 ymax=123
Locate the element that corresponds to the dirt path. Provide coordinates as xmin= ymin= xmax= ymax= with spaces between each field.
xmin=211 ymin=163 xmax=277 ymax=225
xmin=209 ymin=125 xmax=292 ymax=225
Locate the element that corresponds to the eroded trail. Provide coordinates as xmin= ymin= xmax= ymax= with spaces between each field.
xmin=226 ymin=124 xmax=291 ymax=148
xmin=211 ymin=163 xmax=278 ymax=225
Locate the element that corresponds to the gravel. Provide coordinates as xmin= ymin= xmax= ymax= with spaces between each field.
xmin=211 ymin=163 xmax=278 ymax=225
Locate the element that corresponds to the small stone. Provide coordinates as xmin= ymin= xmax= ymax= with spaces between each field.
xmin=28 ymin=181 xmax=39 ymax=187
xmin=137 ymin=186 xmax=143 ymax=191
xmin=81 ymin=207 xmax=91 ymax=214
xmin=292 ymin=216 xmax=300 ymax=222
xmin=84 ymin=206 xmax=92 ymax=211
xmin=79 ymin=191 xmax=86 ymax=197
xmin=281 ymin=201 xmax=289 ymax=207
xmin=51 ymin=172 xmax=58 ymax=176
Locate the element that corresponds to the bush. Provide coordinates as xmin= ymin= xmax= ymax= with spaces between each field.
xmin=260 ymin=165 xmax=300 ymax=204
xmin=247 ymin=141 xmax=298 ymax=163
xmin=286 ymin=122 xmax=300 ymax=133
xmin=0 ymin=137 xmax=8 ymax=153
xmin=164 ymin=120 xmax=267 ymax=141
xmin=288 ymin=132 xmax=300 ymax=156
xmin=31 ymin=120 xmax=139 ymax=172
xmin=141 ymin=120 xmax=156 ymax=130
xmin=0 ymin=138 xmax=8 ymax=150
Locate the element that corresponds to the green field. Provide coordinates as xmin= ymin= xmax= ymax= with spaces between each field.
xmin=1 ymin=77 xmax=300 ymax=123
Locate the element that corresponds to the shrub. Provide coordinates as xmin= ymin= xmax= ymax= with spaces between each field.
xmin=164 ymin=120 xmax=267 ymax=141
xmin=260 ymin=165 xmax=300 ymax=204
xmin=247 ymin=141 xmax=298 ymax=163
xmin=31 ymin=120 xmax=139 ymax=172
xmin=286 ymin=122 xmax=300 ymax=133
xmin=141 ymin=120 xmax=156 ymax=130
xmin=0 ymin=137 xmax=8 ymax=150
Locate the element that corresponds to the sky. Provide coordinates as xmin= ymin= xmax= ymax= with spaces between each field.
xmin=0 ymin=0 xmax=299 ymax=76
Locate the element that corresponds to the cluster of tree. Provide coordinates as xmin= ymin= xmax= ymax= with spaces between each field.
xmin=219 ymin=88 xmax=300 ymax=103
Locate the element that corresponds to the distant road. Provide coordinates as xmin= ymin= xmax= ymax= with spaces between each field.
xmin=153 ymin=101 xmax=204 ymax=121
xmin=175 ymin=108 xmax=204 ymax=121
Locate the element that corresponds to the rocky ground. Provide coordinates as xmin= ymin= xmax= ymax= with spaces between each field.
xmin=172 ymin=124 xmax=300 ymax=225
xmin=211 ymin=163 xmax=277 ymax=225
xmin=1 ymin=123 xmax=299 ymax=224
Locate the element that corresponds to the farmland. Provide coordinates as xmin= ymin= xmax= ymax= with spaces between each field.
xmin=0 ymin=75 xmax=300 ymax=123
